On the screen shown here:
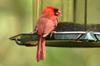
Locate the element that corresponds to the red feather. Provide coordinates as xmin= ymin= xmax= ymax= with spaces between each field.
xmin=42 ymin=6 xmax=55 ymax=17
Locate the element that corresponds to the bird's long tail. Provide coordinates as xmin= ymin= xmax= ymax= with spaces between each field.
xmin=36 ymin=36 xmax=46 ymax=62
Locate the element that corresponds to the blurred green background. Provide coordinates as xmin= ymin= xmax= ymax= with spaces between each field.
xmin=0 ymin=0 xmax=100 ymax=66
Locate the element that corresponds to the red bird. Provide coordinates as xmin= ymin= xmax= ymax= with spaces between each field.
xmin=34 ymin=6 xmax=61 ymax=62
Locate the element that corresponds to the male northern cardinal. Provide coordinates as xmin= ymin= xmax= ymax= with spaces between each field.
xmin=34 ymin=6 xmax=61 ymax=62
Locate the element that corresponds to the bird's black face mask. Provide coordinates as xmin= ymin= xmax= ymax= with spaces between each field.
xmin=54 ymin=8 xmax=59 ymax=16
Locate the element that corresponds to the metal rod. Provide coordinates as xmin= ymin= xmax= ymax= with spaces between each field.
xmin=40 ymin=0 xmax=43 ymax=12
xmin=36 ymin=0 xmax=40 ymax=19
xmin=84 ymin=0 xmax=87 ymax=31
xmin=33 ymin=0 xmax=40 ymax=32
xmin=73 ymin=0 xmax=76 ymax=23
xmin=33 ymin=1 xmax=35 ymax=31
xmin=61 ymin=0 xmax=64 ymax=21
